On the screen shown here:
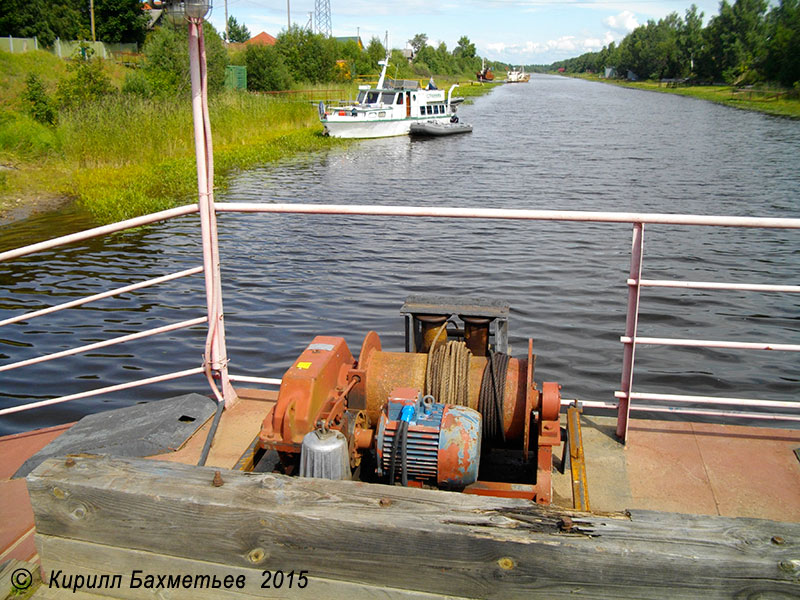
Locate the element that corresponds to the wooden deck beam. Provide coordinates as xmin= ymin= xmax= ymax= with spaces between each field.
xmin=27 ymin=456 xmax=800 ymax=599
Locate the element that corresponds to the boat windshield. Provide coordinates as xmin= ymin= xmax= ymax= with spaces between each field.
xmin=380 ymin=92 xmax=396 ymax=104
xmin=365 ymin=91 xmax=380 ymax=104
xmin=357 ymin=91 xmax=367 ymax=104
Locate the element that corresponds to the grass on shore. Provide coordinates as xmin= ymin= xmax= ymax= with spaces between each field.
xmin=562 ymin=72 xmax=800 ymax=119
xmin=1 ymin=89 xmax=345 ymax=222
xmin=0 ymin=56 xmax=500 ymax=224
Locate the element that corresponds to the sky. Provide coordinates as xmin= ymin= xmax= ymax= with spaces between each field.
xmin=207 ymin=0 xmax=725 ymax=65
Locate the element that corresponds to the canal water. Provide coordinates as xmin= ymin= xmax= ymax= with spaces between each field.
xmin=1 ymin=75 xmax=798 ymax=435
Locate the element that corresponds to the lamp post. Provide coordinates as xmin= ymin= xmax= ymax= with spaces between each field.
xmin=165 ymin=0 xmax=236 ymax=412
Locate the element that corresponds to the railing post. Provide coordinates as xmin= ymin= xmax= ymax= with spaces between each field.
xmin=188 ymin=20 xmax=236 ymax=407
xmin=617 ymin=222 xmax=644 ymax=443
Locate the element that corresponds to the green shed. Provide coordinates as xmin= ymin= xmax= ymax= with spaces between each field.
xmin=224 ymin=66 xmax=247 ymax=91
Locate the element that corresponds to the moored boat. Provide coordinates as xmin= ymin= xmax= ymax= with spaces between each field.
xmin=507 ymin=66 xmax=531 ymax=83
xmin=409 ymin=120 xmax=473 ymax=137
xmin=320 ymin=56 xmax=463 ymax=139
xmin=476 ymin=57 xmax=495 ymax=82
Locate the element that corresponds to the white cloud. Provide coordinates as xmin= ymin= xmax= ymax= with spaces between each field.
xmin=487 ymin=33 xmax=612 ymax=58
xmin=604 ymin=10 xmax=638 ymax=33
xmin=582 ymin=31 xmax=616 ymax=50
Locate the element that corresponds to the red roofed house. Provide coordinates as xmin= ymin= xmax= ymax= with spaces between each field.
xmin=245 ymin=32 xmax=277 ymax=46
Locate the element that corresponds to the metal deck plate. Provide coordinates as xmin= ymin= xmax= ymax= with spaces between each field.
xmin=14 ymin=393 xmax=216 ymax=478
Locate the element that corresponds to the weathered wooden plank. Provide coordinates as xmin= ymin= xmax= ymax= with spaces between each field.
xmin=27 ymin=456 xmax=800 ymax=599
xmin=35 ymin=535 xmax=456 ymax=599
xmin=33 ymin=584 xmax=114 ymax=600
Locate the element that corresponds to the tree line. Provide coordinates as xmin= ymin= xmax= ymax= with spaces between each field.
xmin=241 ymin=30 xmax=488 ymax=92
xmin=1 ymin=0 xmax=149 ymax=46
xmin=549 ymin=0 xmax=799 ymax=88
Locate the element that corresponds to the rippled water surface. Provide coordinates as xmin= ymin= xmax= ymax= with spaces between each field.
xmin=1 ymin=75 xmax=798 ymax=435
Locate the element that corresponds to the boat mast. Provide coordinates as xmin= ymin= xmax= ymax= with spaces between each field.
xmin=376 ymin=31 xmax=390 ymax=89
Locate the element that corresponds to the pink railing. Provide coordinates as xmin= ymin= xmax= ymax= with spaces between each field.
xmin=0 ymin=203 xmax=798 ymax=443
xmin=0 ymin=206 xmax=207 ymax=417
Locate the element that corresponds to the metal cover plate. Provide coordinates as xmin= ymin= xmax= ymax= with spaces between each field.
xmin=400 ymin=294 xmax=510 ymax=318
xmin=14 ymin=393 xmax=216 ymax=478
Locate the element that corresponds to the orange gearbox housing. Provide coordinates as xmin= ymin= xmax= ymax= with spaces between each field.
xmin=260 ymin=336 xmax=354 ymax=452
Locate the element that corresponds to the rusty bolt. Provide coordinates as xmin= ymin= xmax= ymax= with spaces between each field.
xmin=65 ymin=458 xmax=76 ymax=467
xmin=558 ymin=517 xmax=574 ymax=532
xmin=771 ymin=536 xmax=785 ymax=545
xmin=212 ymin=471 xmax=224 ymax=487
xmin=379 ymin=497 xmax=392 ymax=507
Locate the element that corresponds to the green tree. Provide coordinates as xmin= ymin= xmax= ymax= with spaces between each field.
xmin=86 ymin=0 xmax=148 ymax=44
xmin=226 ymin=16 xmax=250 ymax=43
xmin=276 ymin=26 xmax=336 ymax=84
xmin=22 ymin=74 xmax=58 ymax=125
xmin=704 ymin=0 xmax=768 ymax=82
xmin=454 ymin=36 xmax=476 ymax=59
xmin=678 ymin=5 xmax=705 ymax=75
xmin=56 ymin=48 xmax=115 ymax=110
xmin=763 ymin=0 xmax=800 ymax=86
xmin=408 ymin=33 xmax=428 ymax=54
xmin=335 ymin=39 xmax=363 ymax=79
xmin=0 ymin=0 xmax=57 ymax=47
xmin=138 ymin=22 xmax=228 ymax=96
xmin=364 ymin=36 xmax=387 ymax=69
xmin=245 ymin=44 xmax=292 ymax=90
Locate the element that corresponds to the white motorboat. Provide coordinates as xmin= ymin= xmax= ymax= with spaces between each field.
xmin=320 ymin=56 xmax=463 ymax=139
xmin=507 ymin=66 xmax=530 ymax=83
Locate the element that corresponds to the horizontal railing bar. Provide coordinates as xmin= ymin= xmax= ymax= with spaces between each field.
xmin=631 ymin=279 xmax=800 ymax=293
xmin=228 ymin=375 xmax=282 ymax=386
xmin=0 ymin=317 xmax=208 ymax=373
xmin=0 ymin=205 xmax=199 ymax=264
xmin=614 ymin=391 xmax=799 ymax=410
xmin=558 ymin=399 xmax=800 ymax=422
xmin=630 ymin=405 xmax=800 ymax=422
xmin=215 ymin=203 xmax=800 ymax=229
xmin=0 ymin=367 xmax=206 ymax=417
xmin=0 ymin=266 xmax=205 ymax=328
xmin=620 ymin=336 xmax=800 ymax=352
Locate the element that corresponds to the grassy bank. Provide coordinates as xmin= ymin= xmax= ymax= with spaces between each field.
xmin=562 ymin=73 xmax=800 ymax=119
xmin=0 ymin=49 xmax=500 ymax=224
xmin=0 ymin=84 xmax=347 ymax=223
xmin=64 ymin=93 xmax=342 ymax=222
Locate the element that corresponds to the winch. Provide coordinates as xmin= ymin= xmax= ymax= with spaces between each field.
xmin=259 ymin=295 xmax=562 ymax=503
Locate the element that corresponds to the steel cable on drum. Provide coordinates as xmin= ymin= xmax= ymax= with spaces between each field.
xmin=479 ymin=351 xmax=509 ymax=443
xmin=425 ymin=322 xmax=472 ymax=407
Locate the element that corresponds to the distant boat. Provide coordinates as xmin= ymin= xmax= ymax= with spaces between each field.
xmin=319 ymin=56 xmax=463 ymax=139
xmin=476 ymin=57 xmax=495 ymax=82
xmin=507 ymin=66 xmax=530 ymax=83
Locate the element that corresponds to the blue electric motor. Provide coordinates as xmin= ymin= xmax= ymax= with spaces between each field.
xmin=375 ymin=388 xmax=481 ymax=489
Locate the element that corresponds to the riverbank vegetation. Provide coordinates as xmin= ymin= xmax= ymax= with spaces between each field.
xmin=0 ymin=21 xmax=499 ymax=223
xmin=549 ymin=0 xmax=799 ymax=102
xmin=564 ymin=73 xmax=800 ymax=118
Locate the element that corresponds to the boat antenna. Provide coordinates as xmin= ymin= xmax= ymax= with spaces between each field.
xmin=376 ymin=31 xmax=391 ymax=89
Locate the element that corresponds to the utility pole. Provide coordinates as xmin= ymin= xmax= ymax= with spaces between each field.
xmin=287 ymin=0 xmax=291 ymax=31
xmin=224 ymin=0 xmax=229 ymax=43
xmin=89 ymin=0 xmax=96 ymax=42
